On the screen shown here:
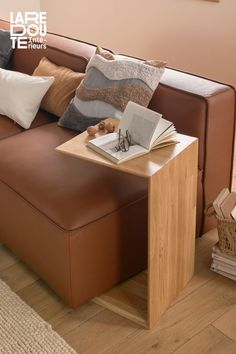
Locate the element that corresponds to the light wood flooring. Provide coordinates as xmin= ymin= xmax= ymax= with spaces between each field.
xmin=1 ymin=228 xmax=236 ymax=354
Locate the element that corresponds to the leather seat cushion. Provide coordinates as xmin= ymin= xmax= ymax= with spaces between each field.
xmin=0 ymin=122 xmax=147 ymax=231
xmin=0 ymin=109 xmax=57 ymax=141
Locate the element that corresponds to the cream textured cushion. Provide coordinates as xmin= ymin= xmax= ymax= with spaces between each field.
xmin=0 ymin=68 xmax=54 ymax=129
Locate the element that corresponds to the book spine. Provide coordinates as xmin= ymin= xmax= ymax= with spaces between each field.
xmin=213 ymin=203 xmax=224 ymax=218
xmin=211 ymin=260 xmax=236 ymax=276
xmin=212 ymin=244 xmax=236 ymax=262
xmin=212 ymin=254 xmax=236 ymax=267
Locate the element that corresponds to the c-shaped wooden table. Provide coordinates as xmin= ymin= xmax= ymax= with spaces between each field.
xmin=56 ymin=123 xmax=198 ymax=329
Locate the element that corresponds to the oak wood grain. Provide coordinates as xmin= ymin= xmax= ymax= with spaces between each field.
xmin=56 ymin=119 xmax=197 ymax=178
xmin=93 ymin=271 xmax=147 ymax=327
xmin=174 ymin=325 xmax=236 ymax=354
xmin=213 ymin=305 xmax=236 ymax=342
xmin=148 ymin=140 xmax=198 ymax=328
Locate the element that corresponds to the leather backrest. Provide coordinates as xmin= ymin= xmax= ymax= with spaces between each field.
xmin=0 ymin=19 xmax=96 ymax=73
xmin=0 ymin=20 xmax=9 ymax=30
xmin=149 ymin=70 xmax=234 ymax=171
xmin=11 ymin=32 xmax=97 ymax=74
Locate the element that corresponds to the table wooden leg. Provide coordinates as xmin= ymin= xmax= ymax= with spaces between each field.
xmin=148 ymin=141 xmax=198 ymax=329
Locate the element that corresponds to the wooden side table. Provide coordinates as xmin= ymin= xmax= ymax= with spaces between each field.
xmin=56 ymin=124 xmax=198 ymax=329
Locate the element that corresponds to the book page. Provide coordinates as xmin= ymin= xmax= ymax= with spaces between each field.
xmin=111 ymin=144 xmax=148 ymax=163
xmin=93 ymin=135 xmax=120 ymax=155
xmin=87 ymin=132 xmax=148 ymax=163
xmin=119 ymin=102 xmax=162 ymax=150
xmin=150 ymin=119 xmax=174 ymax=147
xmin=128 ymin=114 xmax=157 ymax=149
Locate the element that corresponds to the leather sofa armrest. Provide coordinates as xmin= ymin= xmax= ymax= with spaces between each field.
xmin=149 ymin=68 xmax=236 ymax=234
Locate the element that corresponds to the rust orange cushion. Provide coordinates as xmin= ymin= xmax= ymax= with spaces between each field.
xmin=33 ymin=57 xmax=85 ymax=117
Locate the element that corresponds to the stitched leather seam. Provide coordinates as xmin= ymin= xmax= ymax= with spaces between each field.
xmin=0 ymin=179 xmax=67 ymax=232
xmin=36 ymin=43 xmax=89 ymax=67
xmin=69 ymin=194 xmax=148 ymax=238
xmin=0 ymin=177 xmax=148 ymax=233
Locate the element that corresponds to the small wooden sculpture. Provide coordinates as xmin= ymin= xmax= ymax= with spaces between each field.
xmin=87 ymin=120 xmax=116 ymax=137
xmin=98 ymin=121 xmax=106 ymax=131
xmin=105 ymin=122 xmax=115 ymax=133
xmin=87 ymin=126 xmax=98 ymax=136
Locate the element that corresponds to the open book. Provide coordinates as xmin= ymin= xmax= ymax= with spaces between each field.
xmin=87 ymin=101 xmax=178 ymax=164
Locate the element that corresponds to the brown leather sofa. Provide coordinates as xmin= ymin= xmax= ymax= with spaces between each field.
xmin=0 ymin=19 xmax=235 ymax=308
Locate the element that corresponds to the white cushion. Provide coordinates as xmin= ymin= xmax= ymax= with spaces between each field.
xmin=0 ymin=68 xmax=54 ymax=129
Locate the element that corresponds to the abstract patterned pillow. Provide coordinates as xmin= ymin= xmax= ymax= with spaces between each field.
xmin=58 ymin=47 xmax=166 ymax=133
xmin=0 ymin=30 xmax=13 ymax=68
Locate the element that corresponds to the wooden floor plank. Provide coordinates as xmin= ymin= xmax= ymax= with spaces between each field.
xmin=63 ymin=309 xmax=140 ymax=354
xmin=0 ymin=245 xmax=19 ymax=272
xmin=0 ymin=261 xmax=38 ymax=292
xmin=101 ymin=275 xmax=236 ymax=354
xmin=173 ymin=325 xmax=236 ymax=354
xmin=17 ymin=280 xmax=105 ymax=336
xmin=93 ymin=271 xmax=147 ymax=327
xmin=213 ymin=305 xmax=236 ymax=342
xmin=53 ymin=302 xmax=104 ymax=337
xmin=1 ymin=227 xmax=236 ymax=353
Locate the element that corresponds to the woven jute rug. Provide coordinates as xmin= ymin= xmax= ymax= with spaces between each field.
xmin=0 ymin=279 xmax=76 ymax=354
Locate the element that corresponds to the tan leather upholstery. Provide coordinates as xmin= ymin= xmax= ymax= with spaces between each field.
xmin=0 ymin=110 xmax=57 ymax=141
xmin=0 ymin=123 xmax=147 ymax=230
xmin=0 ymin=19 xmax=95 ymax=74
xmin=0 ymin=169 xmax=147 ymax=307
xmin=11 ymin=35 xmax=95 ymax=75
xmin=11 ymin=31 xmax=96 ymax=75
xmin=0 ymin=20 xmax=10 ymax=30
